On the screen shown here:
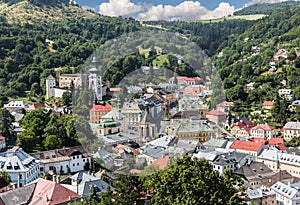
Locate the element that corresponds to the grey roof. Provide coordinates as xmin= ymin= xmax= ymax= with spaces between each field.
xmin=246 ymin=188 xmax=275 ymax=200
xmin=284 ymin=121 xmax=300 ymax=130
xmin=93 ymin=148 xmax=114 ymax=164
xmin=80 ymin=179 xmax=112 ymax=197
xmin=148 ymin=135 xmax=176 ymax=148
xmin=143 ymin=147 xmax=165 ymax=159
xmin=235 ymin=161 xmax=274 ymax=181
xmin=213 ymin=151 xmax=248 ymax=166
xmin=0 ymin=183 xmax=35 ymax=205
xmin=70 ymin=172 xmax=98 ymax=184
xmin=203 ymin=138 xmax=228 ymax=148
xmin=271 ymin=181 xmax=299 ymax=200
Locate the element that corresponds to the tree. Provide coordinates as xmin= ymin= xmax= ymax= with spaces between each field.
xmin=0 ymin=108 xmax=15 ymax=144
xmin=43 ymin=135 xmax=62 ymax=150
xmin=146 ymin=156 xmax=244 ymax=205
xmin=62 ymin=91 xmax=72 ymax=106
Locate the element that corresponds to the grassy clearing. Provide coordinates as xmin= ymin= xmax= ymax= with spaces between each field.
xmin=193 ymin=14 xmax=267 ymax=23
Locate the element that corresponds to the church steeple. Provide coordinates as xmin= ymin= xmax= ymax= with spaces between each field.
xmin=89 ymin=56 xmax=102 ymax=104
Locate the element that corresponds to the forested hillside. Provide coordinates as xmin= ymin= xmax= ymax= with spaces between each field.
xmin=213 ymin=6 xmax=300 ymax=126
xmin=0 ymin=0 xmax=257 ymax=106
xmin=234 ymin=1 xmax=300 ymax=15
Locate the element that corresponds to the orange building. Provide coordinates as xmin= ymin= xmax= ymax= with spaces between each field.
xmin=89 ymin=104 xmax=113 ymax=124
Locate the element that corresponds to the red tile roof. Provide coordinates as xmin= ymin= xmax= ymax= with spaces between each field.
xmin=268 ymin=138 xmax=284 ymax=145
xmin=251 ymin=124 xmax=275 ymax=131
xmin=169 ymin=76 xmax=202 ymax=83
xmin=29 ymin=103 xmax=45 ymax=110
xmin=116 ymin=144 xmax=140 ymax=155
xmin=28 ymin=178 xmax=81 ymax=205
xmin=230 ymin=140 xmax=263 ymax=152
xmin=0 ymin=136 xmax=5 ymax=141
xmin=130 ymin=169 xmax=142 ymax=174
xmin=90 ymin=104 xmax=113 ymax=112
xmin=262 ymin=101 xmax=274 ymax=107
xmin=152 ymin=156 xmax=170 ymax=169
xmin=206 ymin=110 xmax=226 ymax=116
xmin=277 ymin=143 xmax=288 ymax=151
xmin=216 ymin=101 xmax=234 ymax=108
xmin=249 ymin=137 xmax=267 ymax=144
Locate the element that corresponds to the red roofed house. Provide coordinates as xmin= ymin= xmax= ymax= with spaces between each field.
xmin=152 ymin=156 xmax=170 ymax=170
xmin=169 ymin=76 xmax=202 ymax=85
xmin=267 ymin=138 xmax=287 ymax=151
xmin=262 ymin=101 xmax=274 ymax=110
xmin=205 ymin=110 xmax=226 ymax=124
xmin=0 ymin=136 xmax=5 ymax=150
xmin=231 ymin=121 xmax=253 ymax=138
xmin=27 ymin=103 xmax=46 ymax=112
xmin=89 ymin=103 xmax=113 ymax=124
xmin=230 ymin=140 xmax=264 ymax=159
xmin=28 ymin=178 xmax=81 ymax=205
xmin=250 ymin=124 xmax=277 ymax=140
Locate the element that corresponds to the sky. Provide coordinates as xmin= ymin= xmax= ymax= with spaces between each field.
xmin=75 ymin=0 xmax=295 ymax=21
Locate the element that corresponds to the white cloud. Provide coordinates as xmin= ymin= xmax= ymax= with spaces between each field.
xmin=99 ymin=0 xmax=144 ymax=17
xmin=98 ymin=0 xmax=235 ymax=21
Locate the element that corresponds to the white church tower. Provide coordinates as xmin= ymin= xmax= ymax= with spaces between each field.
xmin=46 ymin=75 xmax=56 ymax=99
xmin=89 ymin=56 xmax=102 ymax=103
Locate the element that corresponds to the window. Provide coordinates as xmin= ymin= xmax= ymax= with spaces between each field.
xmin=73 ymin=164 xmax=75 ymax=166
xmin=40 ymin=167 xmax=44 ymax=172
xmin=49 ymin=166 xmax=54 ymax=170
xmin=77 ymin=163 xmax=79 ymax=166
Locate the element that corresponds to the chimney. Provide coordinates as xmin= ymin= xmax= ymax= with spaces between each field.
xmin=56 ymin=175 xmax=60 ymax=184
xmin=52 ymin=175 xmax=56 ymax=182
xmin=288 ymin=182 xmax=291 ymax=187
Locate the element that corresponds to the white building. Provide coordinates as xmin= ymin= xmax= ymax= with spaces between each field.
xmin=0 ymin=147 xmax=40 ymax=188
xmin=46 ymin=75 xmax=56 ymax=99
xmin=3 ymin=100 xmax=29 ymax=110
xmin=283 ymin=122 xmax=300 ymax=141
xmin=271 ymin=182 xmax=300 ymax=205
xmin=250 ymin=124 xmax=277 ymax=140
xmin=30 ymin=146 xmax=90 ymax=174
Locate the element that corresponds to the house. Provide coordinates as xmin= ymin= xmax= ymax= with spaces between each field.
xmin=127 ymin=85 xmax=143 ymax=94
xmin=101 ymin=108 xmax=124 ymax=122
xmin=178 ymin=96 xmax=209 ymax=115
xmin=0 ymin=136 xmax=5 ymax=150
xmin=152 ymin=156 xmax=170 ymax=169
xmin=30 ymin=146 xmax=90 ymax=174
xmin=59 ymin=73 xmax=81 ymax=89
xmin=261 ymin=170 xmax=300 ymax=189
xmin=158 ymin=89 xmax=177 ymax=106
xmin=262 ymin=101 xmax=274 ymax=110
xmin=121 ymin=102 xmax=143 ymax=127
xmin=0 ymin=177 xmax=9 ymax=193
xmin=141 ymin=147 xmax=165 ymax=164
xmin=278 ymin=153 xmax=300 ymax=178
xmin=3 ymin=101 xmax=29 ymax=111
xmin=61 ymin=172 xmax=113 ymax=197
xmin=278 ymin=89 xmax=292 ymax=98
xmin=216 ymin=101 xmax=234 ymax=113
xmin=245 ymin=82 xmax=255 ymax=92
xmin=257 ymin=147 xmax=281 ymax=171
xmin=193 ymin=149 xmax=252 ymax=175
xmin=28 ymin=178 xmax=81 ymax=205
xmin=0 ymin=183 xmax=36 ymax=205
xmin=235 ymin=161 xmax=274 ymax=189
xmin=230 ymin=140 xmax=264 ymax=159
xmin=205 ymin=110 xmax=226 ymax=124
xmin=183 ymin=85 xmax=205 ymax=96
xmin=250 ymin=124 xmax=277 ymax=140
xmin=89 ymin=103 xmax=113 ymax=124
xmin=0 ymin=147 xmax=40 ymax=188
xmin=93 ymin=147 xmax=114 ymax=166
xmin=166 ymin=120 xmax=215 ymax=143
xmin=27 ymin=103 xmax=46 ymax=112
xmin=246 ymin=188 xmax=276 ymax=205
xmin=283 ymin=121 xmax=300 ymax=141
xmin=97 ymin=120 xmax=121 ymax=136
xmin=168 ymin=76 xmax=201 ymax=85
xmin=231 ymin=120 xmax=253 ymax=138
xmin=271 ymin=181 xmax=300 ymax=205
xmin=203 ymin=138 xmax=228 ymax=149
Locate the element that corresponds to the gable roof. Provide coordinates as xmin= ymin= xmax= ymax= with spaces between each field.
xmin=0 ymin=183 xmax=36 ymax=205
xmin=268 ymin=138 xmax=284 ymax=145
xmin=28 ymin=178 xmax=81 ymax=205
xmin=251 ymin=124 xmax=275 ymax=131
xmin=206 ymin=110 xmax=226 ymax=116
xmin=230 ymin=140 xmax=263 ymax=152
xmin=152 ymin=156 xmax=170 ymax=169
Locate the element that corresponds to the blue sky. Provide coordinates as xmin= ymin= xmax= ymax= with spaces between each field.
xmin=75 ymin=0 xmax=289 ymax=21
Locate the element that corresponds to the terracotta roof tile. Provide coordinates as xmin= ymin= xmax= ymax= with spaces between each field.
xmin=268 ymin=138 xmax=284 ymax=145
xmin=230 ymin=140 xmax=263 ymax=152
xmin=262 ymin=101 xmax=274 ymax=107
xmin=0 ymin=136 xmax=5 ymax=141
xmin=28 ymin=178 xmax=81 ymax=205
xmin=152 ymin=156 xmax=170 ymax=169
xmin=206 ymin=110 xmax=226 ymax=116
xmin=251 ymin=124 xmax=275 ymax=131
xmin=90 ymin=104 xmax=113 ymax=112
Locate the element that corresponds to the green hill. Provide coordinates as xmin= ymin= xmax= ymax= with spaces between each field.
xmin=234 ymin=1 xmax=300 ymax=15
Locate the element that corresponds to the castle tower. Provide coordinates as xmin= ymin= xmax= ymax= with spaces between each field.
xmin=89 ymin=56 xmax=102 ymax=104
xmin=46 ymin=75 xmax=56 ymax=99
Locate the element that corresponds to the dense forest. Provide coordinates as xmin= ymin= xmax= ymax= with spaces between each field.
xmin=0 ymin=0 xmax=258 ymax=106
xmin=234 ymin=1 xmax=300 ymax=15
